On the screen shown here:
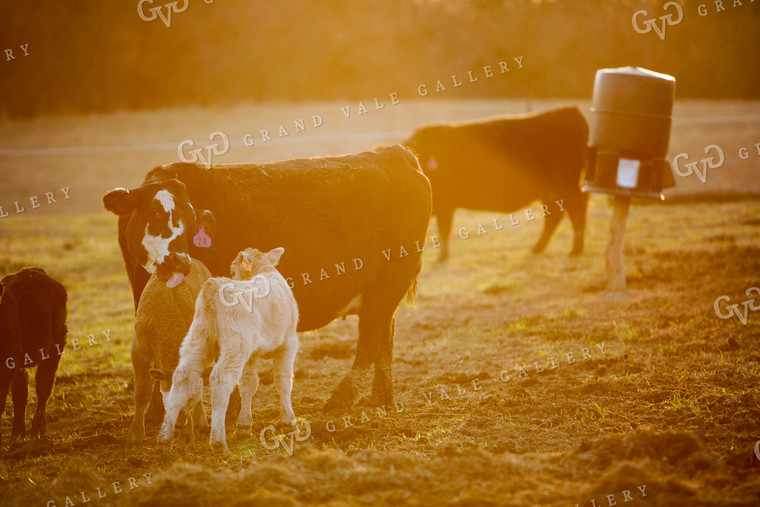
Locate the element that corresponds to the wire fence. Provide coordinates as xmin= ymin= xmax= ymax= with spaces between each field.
xmin=0 ymin=116 xmax=758 ymax=158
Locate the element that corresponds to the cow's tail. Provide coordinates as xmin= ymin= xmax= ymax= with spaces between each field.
xmin=405 ymin=274 xmax=419 ymax=307
xmin=177 ymin=282 xmax=219 ymax=375
xmin=404 ymin=254 xmax=424 ymax=308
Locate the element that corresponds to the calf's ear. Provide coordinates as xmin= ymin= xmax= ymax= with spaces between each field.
xmin=265 ymin=247 xmax=285 ymax=266
xmin=191 ymin=210 xmax=216 ymax=248
xmin=102 ymin=188 xmax=134 ymax=216
xmin=148 ymin=368 xmax=166 ymax=381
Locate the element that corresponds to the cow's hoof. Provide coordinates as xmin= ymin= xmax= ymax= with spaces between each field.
xmin=324 ymin=381 xmax=357 ymax=411
xmin=360 ymin=392 xmax=393 ymax=409
xmin=30 ymin=422 xmax=45 ymax=439
xmin=323 ymin=394 xmax=352 ymax=411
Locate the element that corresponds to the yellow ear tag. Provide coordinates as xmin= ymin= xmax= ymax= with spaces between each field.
xmin=241 ymin=258 xmax=252 ymax=271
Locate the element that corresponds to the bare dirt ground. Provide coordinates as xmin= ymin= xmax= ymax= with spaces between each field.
xmin=1 ymin=101 xmax=759 ymax=506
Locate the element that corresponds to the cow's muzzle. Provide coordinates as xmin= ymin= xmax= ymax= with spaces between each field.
xmin=154 ymin=252 xmax=192 ymax=288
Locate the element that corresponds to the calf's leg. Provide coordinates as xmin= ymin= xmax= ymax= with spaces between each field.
xmin=128 ymin=346 xmax=153 ymax=445
xmin=236 ymin=361 xmax=259 ymax=436
xmin=30 ymin=355 xmax=61 ymax=438
xmin=157 ymin=367 xmax=202 ymax=447
xmin=273 ymin=333 xmax=298 ymax=426
xmin=10 ymin=369 xmax=28 ymax=442
xmin=191 ymin=399 xmax=209 ymax=433
xmin=209 ymin=355 xmax=245 ymax=452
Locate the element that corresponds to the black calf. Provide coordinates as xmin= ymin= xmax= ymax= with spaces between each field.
xmin=0 ymin=267 xmax=67 ymax=447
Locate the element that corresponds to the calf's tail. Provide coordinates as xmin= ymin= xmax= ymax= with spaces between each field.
xmin=177 ymin=284 xmax=219 ymax=374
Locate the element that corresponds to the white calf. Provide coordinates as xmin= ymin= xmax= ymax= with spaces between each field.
xmin=157 ymin=247 xmax=299 ymax=452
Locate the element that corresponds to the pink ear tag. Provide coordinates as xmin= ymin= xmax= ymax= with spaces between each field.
xmin=427 ymin=156 xmax=438 ymax=170
xmin=193 ymin=226 xmax=211 ymax=248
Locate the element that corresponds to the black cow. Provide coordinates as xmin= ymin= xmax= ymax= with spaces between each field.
xmin=103 ymin=145 xmax=432 ymax=408
xmin=0 ymin=267 xmax=67 ymax=447
xmin=403 ymin=106 xmax=589 ymax=261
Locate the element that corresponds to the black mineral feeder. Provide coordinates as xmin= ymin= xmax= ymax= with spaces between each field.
xmin=583 ymin=66 xmax=677 ymax=199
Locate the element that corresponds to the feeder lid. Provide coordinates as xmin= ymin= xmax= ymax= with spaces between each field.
xmin=596 ymin=66 xmax=675 ymax=82
xmin=591 ymin=66 xmax=676 ymax=123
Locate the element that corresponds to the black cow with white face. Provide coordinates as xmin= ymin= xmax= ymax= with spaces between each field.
xmin=103 ymin=145 xmax=432 ymax=409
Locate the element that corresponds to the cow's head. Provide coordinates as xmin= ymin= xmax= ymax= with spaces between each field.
xmin=402 ymin=129 xmax=440 ymax=174
xmin=102 ymin=179 xmax=215 ymax=288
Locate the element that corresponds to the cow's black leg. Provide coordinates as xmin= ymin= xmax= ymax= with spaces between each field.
xmin=10 ymin=369 xmax=28 ymax=441
xmin=324 ymin=309 xmax=383 ymax=410
xmin=330 ymin=252 xmax=419 ymax=410
xmin=435 ymin=208 xmax=454 ymax=262
xmin=532 ymin=202 xmax=564 ymax=254
xmin=31 ymin=355 xmax=60 ymax=438
xmin=369 ymin=317 xmax=395 ymax=407
xmin=0 ymin=373 xmax=12 ymax=447
xmin=566 ymin=193 xmax=588 ymax=256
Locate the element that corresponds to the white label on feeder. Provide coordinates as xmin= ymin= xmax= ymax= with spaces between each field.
xmin=617 ymin=158 xmax=640 ymax=189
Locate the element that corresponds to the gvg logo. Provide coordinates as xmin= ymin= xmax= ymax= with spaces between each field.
xmin=260 ymin=418 xmax=311 ymax=456
xmin=714 ymin=287 xmax=760 ymax=325
xmin=673 ymin=144 xmax=725 ymax=183
xmin=218 ymin=277 xmax=272 ymax=312
xmin=178 ymin=131 xmax=229 ymax=168
xmin=137 ymin=0 xmax=213 ymax=28
xmin=632 ymin=1 xmax=684 ymax=40
xmin=137 ymin=0 xmax=189 ymax=28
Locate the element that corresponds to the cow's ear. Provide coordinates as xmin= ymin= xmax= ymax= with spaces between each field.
xmin=191 ymin=210 xmax=216 ymax=249
xmin=148 ymin=368 xmax=166 ymax=381
xmin=265 ymin=247 xmax=285 ymax=266
xmin=102 ymin=188 xmax=134 ymax=216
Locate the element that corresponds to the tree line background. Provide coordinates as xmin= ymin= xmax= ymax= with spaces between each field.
xmin=1 ymin=0 xmax=758 ymax=118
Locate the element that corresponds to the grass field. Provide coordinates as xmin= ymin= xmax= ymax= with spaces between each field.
xmin=1 ymin=101 xmax=760 ymax=506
